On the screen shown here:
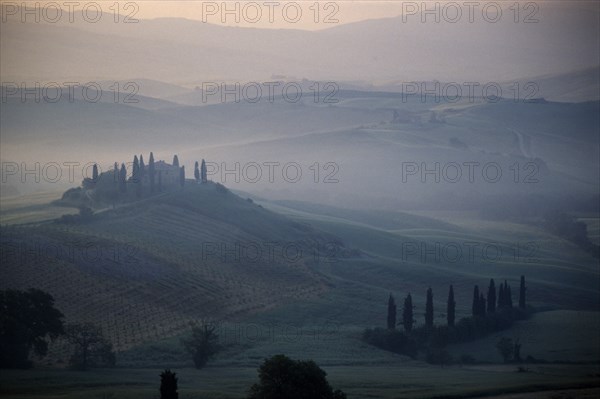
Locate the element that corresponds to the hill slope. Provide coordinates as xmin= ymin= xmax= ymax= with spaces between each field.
xmin=0 ymin=182 xmax=344 ymax=352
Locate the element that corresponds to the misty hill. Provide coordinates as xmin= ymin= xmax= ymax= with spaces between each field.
xmin=0 ymin=181 xmax=347 ymax=351
xmin=1 ymin=182 xmax=598 ymax=370
xmin=3 ymin=87 xmax=598 ymax=211
xmin=2 ymin=3 xmax=598 ymax=84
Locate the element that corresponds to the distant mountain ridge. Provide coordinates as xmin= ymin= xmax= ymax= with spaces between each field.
xmin=2 ymin=2 xmax=598 ymax=84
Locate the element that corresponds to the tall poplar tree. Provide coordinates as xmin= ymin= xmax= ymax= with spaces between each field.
xmin=387 ymin=294 xmax=396 ymax=330
xmin=425 ymin=287 xmax=434 ymax=328
xmin=447 ymin=285 xmax=455 ymax=327
xmin=403 ymin=294 xmax=414 ymax=332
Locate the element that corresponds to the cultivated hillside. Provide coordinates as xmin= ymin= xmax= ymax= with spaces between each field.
xmin=0 ymin=181 xmax=347 ymax=354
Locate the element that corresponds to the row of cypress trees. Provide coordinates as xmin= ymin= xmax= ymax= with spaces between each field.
xmin=90 ymin=153 xmax=209 ymax=197
xmin=386 ymin=276 xmax=527 ymax=332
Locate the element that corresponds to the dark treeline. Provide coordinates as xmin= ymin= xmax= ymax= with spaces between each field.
xmin=363 ymin=276 xmax=531 ymax=364
xmin=542 ymin=210 xmax=599 ymax=257
xmin=0 ymin=289 xmax=114 ymax=370
xmin=58 ymin=153 xmax=212 ymax=224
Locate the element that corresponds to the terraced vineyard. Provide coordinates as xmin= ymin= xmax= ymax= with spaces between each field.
xmin=0 ymin=182 xmax=341 ymax=362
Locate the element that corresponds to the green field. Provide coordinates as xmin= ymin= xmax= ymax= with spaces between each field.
xmin=1 ymin=363 xmax=599 ymax=399
xmin=1 ymin=183 xmax=599 ymax=398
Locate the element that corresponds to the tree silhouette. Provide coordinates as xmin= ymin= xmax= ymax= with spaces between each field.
xmin=447 ymin=285 xmax=455 ymax=327
xmin=479 ymin=294 xmax=486 ymax=317
xmin=472 ymin=285 xmax=480 ymax=317
xmin=247 ymin=354 xmax=346 ymax=399
xmin=514 ymin=338 xmax=522 ymax=362
xmin=119 ymin=163 xmax=127 ymax=193
xmin=182 ymin=321 xmax=220 ymax=369
xmin=402 ymin=294 xmax=414 ymax=332
xmin=65 ymin=323 xmax=115 ymax=370
xmin=149 ymin=152 xmax=156 ymax=193
xmin=160 ymin=369 xmax=178 ymax=399
xmin=519 ymin=275 xmax=526 ymax=309
xmin=0 ymin=289 xmax=64 ymax=368
xmin=133 ymin=155 xmax=139 ymax=182
xmin=172 ymin=155 xmax=179 ymax=167
xmin=139 ymin=154 xmax=145 ymax=179
xmin=194 ymin=161 xmax=200 ymax=183
xmin=179 ymin=166 xmax=185 ymax=188
xmin=496 ymin=337 xmax=513 ymax=363
xmin=387 ymin=294 xmax=396 ymax=330
xmin=92 ymin=164 xmax=98 ymax=183
xmin=201 ymin=159 xmax=207 ymax=183
xmin=487 ymin=279 xmax=496 ymax=313
xmin=498 ymin=282 xmax=505 ymax=308
xmin=132 ymin=156 xmax=141 ymax=198
xmin=425 ymin=287 xmax=434 ymax=329
xmin=506 ymin=283 xmax=513 ymax=308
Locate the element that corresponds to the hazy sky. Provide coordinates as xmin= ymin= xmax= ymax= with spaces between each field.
xmin=12 ymin=1 xmax=592 ymax=30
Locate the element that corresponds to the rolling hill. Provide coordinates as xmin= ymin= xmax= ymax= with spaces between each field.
xmin=0 ymin=181 xmax=346 ymax=355
xmin=2 ymin=86 xmax=598 ymax=211
xmin=1 ymin=180 xmax=598 ymax=360
xmin=2 ymin=3 xmax=599 ymax=84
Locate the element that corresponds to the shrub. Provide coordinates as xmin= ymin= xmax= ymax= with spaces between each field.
xmin=496 ymin=337 xmax=514 ymax=363
xmin=160 ymin=369 xmax=178 ymax=399
xmin=247 ymin=354 xmax=346 ymax=399
xmin=65 ymin=323 xmax=115 ymax=370
xmin=182 ymin=322 xmax=221 ymax=369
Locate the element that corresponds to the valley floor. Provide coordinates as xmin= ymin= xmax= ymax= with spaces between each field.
xmin=1 ymin=363 xmax=599 ymax=399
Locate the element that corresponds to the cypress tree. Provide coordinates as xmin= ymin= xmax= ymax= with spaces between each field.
xmin=133 ymin=156 xmax=139 ymax=182
xmin=498 ymin=282 xmax=505 ymax=308
xmin=92 ymin=164 xmax=98 ymax=183
xmin=387 ymin=294 xmax=396 ymax=330
xmin=472 ymin=285 xmax=480 ymax=317
xmin=132 ymin=156 xmax=141 ymax=198
xmin=139 ymin=154 xmax=145 ymax=179
xmin=402 ymin=294 xmax=413 ymax=332
xmin=172 ymin=155 xmax=179 ymax=167
xmin=425 ymin=287 xmax=433 ymax=328
xmin=507 ymin=284 xmax=513 ymax=308
xmin=194 ymin=161 xmax=200 ymax=182
xmin=479 ymin=294 xmax=486 ymax=317
xmin=519 ymin=275 xmax=526 ymax=309
xmin=149 ymin=152 xmax=156 ymax=193
xmin=114 ymin=162 xmax=119 ymax=183
xmin=119 ymin=163 xmax=127 ymax=193
xmin=487 ymin=279 xmax=496 ymax=313
xmin=201 ymin=159 xmax=207 ymax=183
xmin=160 ymin=369 xmax=178 ymax=399
xmin=447 ymin=285 xmax=455 ymax=327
